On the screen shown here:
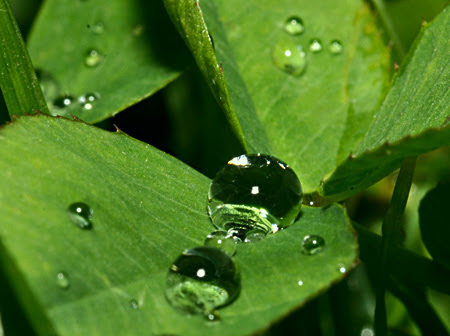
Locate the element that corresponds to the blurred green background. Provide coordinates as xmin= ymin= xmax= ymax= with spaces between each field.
xmin=0 ymin=0 xmax=448 ymax=335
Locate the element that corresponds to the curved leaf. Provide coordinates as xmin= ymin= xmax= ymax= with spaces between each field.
xmin=317 ymin=7 xmax=450 ymax=204
xmin=0 ymin=115 xmax=357 ymax=336
xmin=27 ymin=0 xmax=189 ymax=123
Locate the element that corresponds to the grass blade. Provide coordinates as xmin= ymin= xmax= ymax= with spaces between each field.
xmin=0 ymin=0 xmax=48 ymax=116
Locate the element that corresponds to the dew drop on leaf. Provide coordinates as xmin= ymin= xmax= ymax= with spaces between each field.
xmin=67 ymin=202 xmax=93 ymax=229
xmin=244 ymin=229 xmax=266 ymax=243
xmin=309 ymin=39 xmax=323 ymax=53
xmin=92 ymin=22 xmax=105 ymax=35
xmin=132 ymin=24 xmax=145 ymax=37
xmin=338 ymin=264 xmax=346 ymax=273
xmin=84 ymin=49 xmax=104 ymax=67
xmin=53 ymin=94 xmax=75 ymax=109
xmin=272 ymin=41 xmax=307 ymax=77
xmin=78 ymin=92 xmax=100 ymax=110
xmin=204 ymin=231 xmax=237 ymax=256
xmin=165 ymin=246 xmax=240 ymax=318
xmin=129 ymin=299 xmax=139 ymax=310
xmin=208 ymin=154 xmax=302 ymax=240
xmin=328 ymin=40 xmax=343 ymax=55
xmin=302 ymin=235 xmax=325 ymax=255
xmin=56 ymin=271 xmax=70 ymax=289
xmin=284 ymin=16 xmax=304 ymax=35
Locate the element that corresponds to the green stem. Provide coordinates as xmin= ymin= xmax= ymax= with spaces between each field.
xmin=374 ymin=157 xmax=417 ymax=336
xmin=0 ymin=0 xmax=48 ymax=116
xmin=353 ymin=222 xmax=450 ymax=295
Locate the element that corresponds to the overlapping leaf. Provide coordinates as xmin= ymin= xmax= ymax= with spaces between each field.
xmin=0 ymin=115 xmax=357 ymax=335
xmin=165 ymin=0 xmax=391 ymax=192
xmin=27 ymin=0 xmax=190 ymax=122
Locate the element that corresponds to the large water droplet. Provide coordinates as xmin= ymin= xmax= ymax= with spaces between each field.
xmin=272 ymin=42 xmax=307 ymax=77
xmin=302 ymin=235 xmax=325 ymax=255
xmin=284 ymin=16 xmax=304 ymax=35
xmin=328 ymin=40 xmax=343 ymax=55
xmin=204 ymin=231 xmax=237 ymax=256
xmin=165 ymin=246 xmax=240 ymax=318
xmin=56 ymin=272 xmax=70 ymax=289
xmin=67 ymin=202 xmax=93 ymax=229
xmin=36 ymin=69 xmax=60 ymax=103
xmin=78 ymin=92 xmax=100 ymax=110
xmin=85 ymin=49 xmax=104 ymax=67
xmin=208 ymin=154 xmax=302 ymax=239
xmin=309 ymin=39 xmax=323 ymax=53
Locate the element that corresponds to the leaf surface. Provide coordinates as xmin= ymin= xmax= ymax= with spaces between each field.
xmin=27 ymin=0 xmax=189 ymax=123
xmin=0 ymin=115 xmax=357 ymax=336
xmin=317 ymin=8 xmax=450 ymax=204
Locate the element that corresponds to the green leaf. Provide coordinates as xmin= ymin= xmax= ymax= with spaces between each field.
xmin=0 ymin=115 xmax=357 ymax=336
xmin=0 ymin=0 xmax=48 ymax=116
xmin=419 ymin=182 xmax=450 ymax=270
xmin=205 ymin=0 xmax=391 ymax=192
xmin=317 ymin=7 xmax=450 ymax=204
xmin=27 ymin=0 xmax=189 ymax=123
xmin=166 ymin=0 xmax=390 ymax=191
xmin=163 ymin=0 xmax=270 ymax=154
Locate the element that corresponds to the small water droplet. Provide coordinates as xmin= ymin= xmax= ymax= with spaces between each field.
xmin=92 ymin=22 xmax=105 ymax=35
xmin=208 ymin=154 xmax=303 ymax=238
xmin=129 ymin=299 xmax=139 ymax=309
xmin=272 ymin=42 xmax=307 ymax=77
xmin=361 ymin=327 xmax=374 ymax=336
xmin=297 ymin=280 xmax=303 ymax=286
xmin=132 ymin=24 xmax=145 ymax=36
xmin=78 ymin=92 xmax=100 ymax=110
xmin=284 ymin=16 xmax=304 ymax=35
xmin=244 ymin=229 xmax=266 ymax=243
xmin=204 ymin=231 xmax=237 ymax=256
xmin=165 ymin=246 xmax=240 ymax=318
xmin=67 ymin=202 xmax=93 ymax=229
xmin=328 ymin=40 xmax=343 ymax=55
xmin=338 ymin=264 xmax=346 ymax=273
xmin=84 ymin=49 xmax=104 ymax=67
xmin=53 ymin=94 xmax=74 ymax=109
xmin=302 ymin=235 xmax=325 ymax=255
xmin=56 ymin=272 xmax=70 ymax=289
xmin=309 ymin=39 xmax=323 ymax=53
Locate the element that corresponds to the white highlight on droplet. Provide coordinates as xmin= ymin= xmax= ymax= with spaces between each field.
xmin=196 ymin=268 xmax=206 ymax=278
xmin=229 ymin=155 xmax=249 ymax=166
xmin=251 ymin=186 xmax=259 ymax=194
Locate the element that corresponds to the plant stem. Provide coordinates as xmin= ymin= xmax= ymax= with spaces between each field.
xmin=374 ymin=156 xmax=417 ymax=336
